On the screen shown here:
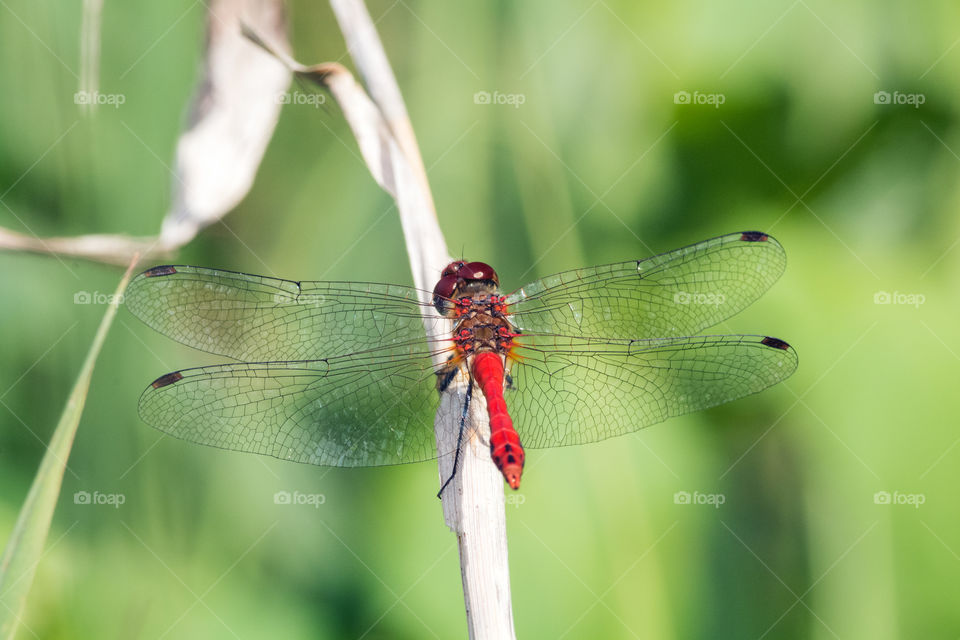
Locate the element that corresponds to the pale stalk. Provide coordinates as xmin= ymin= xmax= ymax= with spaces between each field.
xmin=326 ymin=2 xmax=516 ymax=636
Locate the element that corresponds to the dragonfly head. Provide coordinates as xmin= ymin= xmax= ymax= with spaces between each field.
xmin=433 ymin=261 xmax=500 ymax=315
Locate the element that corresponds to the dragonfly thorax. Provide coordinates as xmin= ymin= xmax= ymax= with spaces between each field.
xmin=451 ymin=294 xmax=517 ymax=356
xmin=435 ymin=263 xmax=518 ymax=357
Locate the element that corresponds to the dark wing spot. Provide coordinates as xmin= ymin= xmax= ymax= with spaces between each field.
xmin=503 ymin=443 xmax=513 ymax=452
xmin=506 ymin=454 xmax=516 ymax=464
xmin=151 ymin=371 xmax=184 ymax=389
xmin=740 ymin=231 xmax=769 ymax=242
xmin=761 ymin=336 xmax=791 ymax=351
xmin=143 ymin=265 xmax=178 ymax=277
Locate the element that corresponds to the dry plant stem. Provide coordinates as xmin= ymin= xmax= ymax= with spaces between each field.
xmin=328 ymin=0 xmax=435 ymax=216
xmin=437 ymin=375 xmax=518 ymax=639
xmin=322 ymin=3 xmax=516 ymax=634
xmin=0 ymin=228 xmax=169 ymax=266
xmin=250 ymin=1 xmax=516 ymax=635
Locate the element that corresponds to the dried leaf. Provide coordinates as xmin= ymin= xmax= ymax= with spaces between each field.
xmin=0 ymin=0 xmax=291 ymax=264
xmin=160 ymin=0 xmax=291 ymax=247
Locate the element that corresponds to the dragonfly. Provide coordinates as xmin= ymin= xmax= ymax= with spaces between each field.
xmin=126 ymin=231 xmax=797 ymax=493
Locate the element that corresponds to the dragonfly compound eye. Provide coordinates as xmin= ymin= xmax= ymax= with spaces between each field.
xmin=440 ymin=261 xmax=467 ymax=278
xmin=432 ymin=274 xmax=460 ymax=314
xmin=458 ymin=261 xmax=499 ymax=286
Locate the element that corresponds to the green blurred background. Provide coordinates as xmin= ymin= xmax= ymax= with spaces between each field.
xmin=2 ymin=1 xmax=959 ymax=638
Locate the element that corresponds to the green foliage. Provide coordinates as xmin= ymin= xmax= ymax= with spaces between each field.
xmin=1 ymin=1 xmax=958 ymax=638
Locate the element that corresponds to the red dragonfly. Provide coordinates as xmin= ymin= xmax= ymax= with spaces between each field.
xmin=127 ymin=231 xmax=796 ymax=492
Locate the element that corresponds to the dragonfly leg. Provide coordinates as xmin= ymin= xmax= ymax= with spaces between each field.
xmin=435 ymin=355 xmax=460 ymax=393
xmin=437 ymin=376 xmax=473 ymax=498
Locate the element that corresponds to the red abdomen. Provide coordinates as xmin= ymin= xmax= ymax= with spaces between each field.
xmin=471 ymin=351 xmax=524 ymax=489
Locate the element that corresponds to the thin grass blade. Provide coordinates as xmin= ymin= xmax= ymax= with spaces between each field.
xmin=0 ymin=260 xmax=137 ymax=639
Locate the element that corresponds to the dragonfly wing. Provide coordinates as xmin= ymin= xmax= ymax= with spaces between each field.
xmin=139 ymin=349 xmax=446 ymax=467
xmin=125 ymin=265 xmax=442 ymax=361
xmin=509 ymin=334 xmax=797 ymax=448
xmin=505 ymin=232 xmax=786 ymax=340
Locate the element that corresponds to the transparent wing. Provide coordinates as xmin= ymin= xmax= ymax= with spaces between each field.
xmin=125 ymin=265 xmax=442 ymax=361
xmin=509 ymin=334 xmax=797 ymax=448
xmin=506 ymin=232 xmax=786 ymax=340
xmin=138 ymin=345 xmax=451 ymax=467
